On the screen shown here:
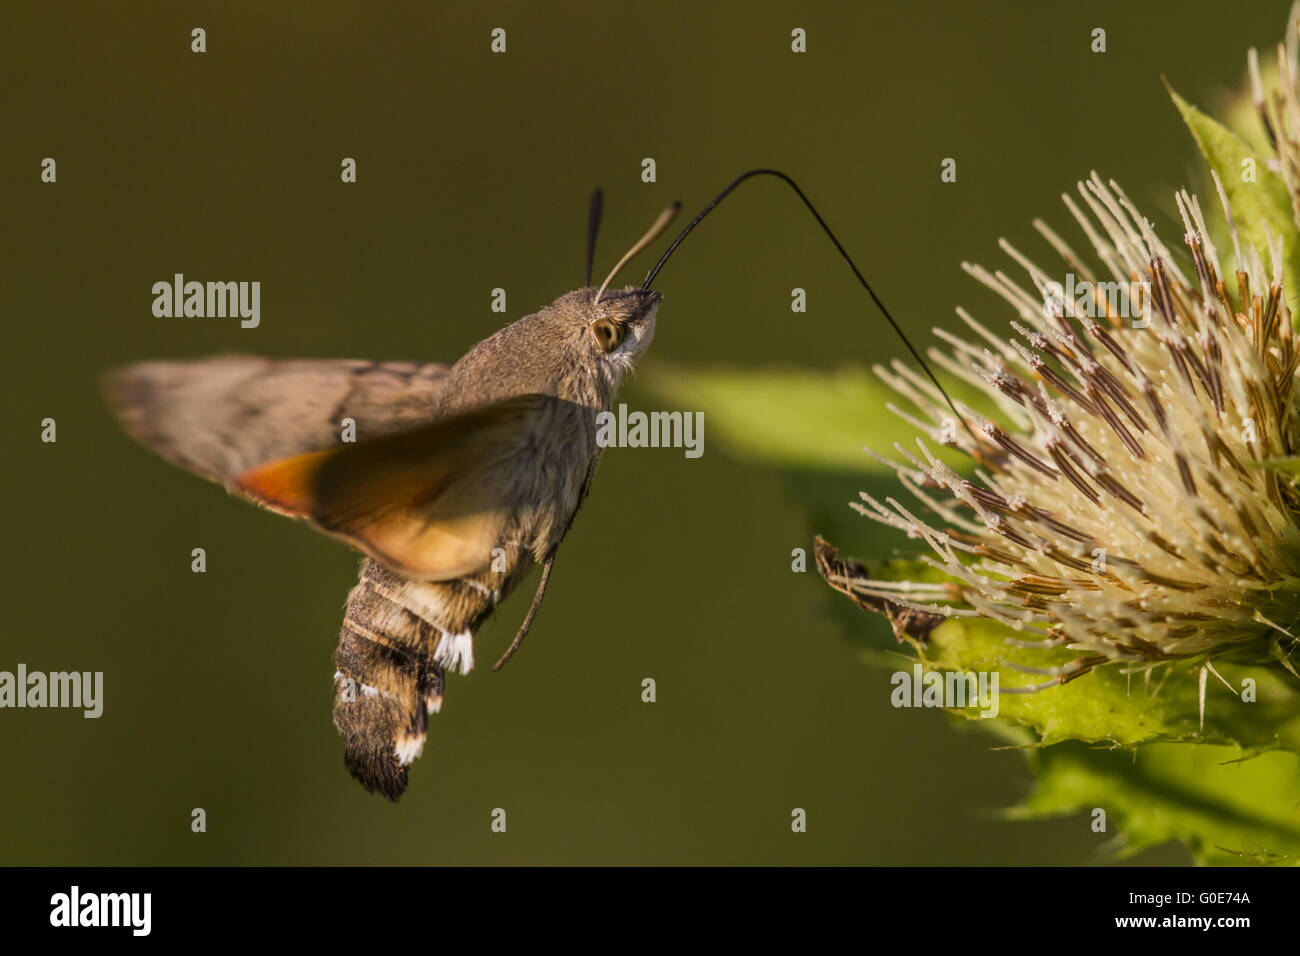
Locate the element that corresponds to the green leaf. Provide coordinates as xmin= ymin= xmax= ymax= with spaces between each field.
xmin=922 ymin=614 xmax=1300 ymax=753
xmin=1166 ymin=81 xmax=1300 ymax=302
xmin=827 ymin=553 xmax=1300 ymax=753
xmin=646 ymin=363 xmax=977 ymax=474
xmin=1016 ymin=742 xmax=1300 ymax=865
xmin=824 ymin=555 xmax=1300 ymax=866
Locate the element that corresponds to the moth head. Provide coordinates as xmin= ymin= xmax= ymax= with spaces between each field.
xmin=583 ymin=286 xmax=661 ymax=367
xmin=560 ymin=194 xmax=678 ymax=380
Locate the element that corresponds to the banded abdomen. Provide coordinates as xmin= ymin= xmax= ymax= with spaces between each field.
xmin=332 ymin=541 xmax=530 ymax=800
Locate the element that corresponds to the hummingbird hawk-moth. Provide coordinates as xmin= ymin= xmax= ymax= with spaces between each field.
xmin=106 ymin=190 xmax=681 ymax=800
xmin=105 ymin=170 xmax=959 ymax=801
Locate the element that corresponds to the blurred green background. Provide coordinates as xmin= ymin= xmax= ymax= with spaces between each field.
xmin=2 ymin=0 xmax=1288 ymax=865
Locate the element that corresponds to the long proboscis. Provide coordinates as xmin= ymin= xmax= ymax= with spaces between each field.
xmin=640 ymin=168 xmax=979 ymax=446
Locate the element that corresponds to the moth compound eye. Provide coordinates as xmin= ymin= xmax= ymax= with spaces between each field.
xmin=591 ymin=317 xmax=625 ymax=353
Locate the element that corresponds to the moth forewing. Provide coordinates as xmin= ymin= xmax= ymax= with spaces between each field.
xmin=235 ymin=393 xmax=551 ymax=581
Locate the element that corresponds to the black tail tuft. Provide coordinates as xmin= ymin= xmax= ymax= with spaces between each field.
xmin=342 ymin=745 xmax=409 ymax=802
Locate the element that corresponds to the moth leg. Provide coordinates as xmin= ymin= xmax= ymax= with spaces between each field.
xmin=492 ymin=551 xmax=557 ymax=671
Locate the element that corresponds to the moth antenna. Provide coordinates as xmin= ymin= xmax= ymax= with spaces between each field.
xmin=641 ymin=169 xmax=980 ymax=447
xmin=493 ymin=551 xmax=556 ymax=671
xmin=594 ymin=201 xmax=682 ymax=304
xmin=585 ymin=188 xmax=604 ymax=287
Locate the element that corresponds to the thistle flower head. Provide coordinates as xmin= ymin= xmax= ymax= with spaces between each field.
xmin=848 ymin=173 xmax=1300 ymax=687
